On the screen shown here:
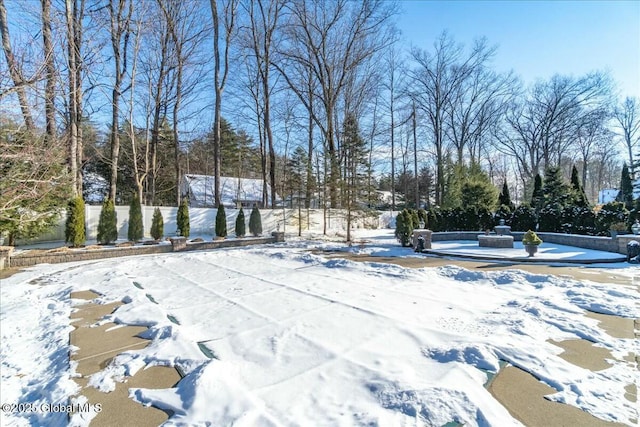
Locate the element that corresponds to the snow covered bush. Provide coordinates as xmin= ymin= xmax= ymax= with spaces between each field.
xmin=596 ymin=202 xmax=629 ymax=236
xmin=150 ymin=207 xmax=164 ymax=240
xmin=97 ymin=198 xmax=117 ymax=244
xmin=494 ymin=204 xmax=513 ymax=227
xmin=538 ymin=202 xmax=562 ymax=232
xmin=511 ymin=204 xmax=537 ymax=232
xmin=65 ymin=196 xmax=85 ymax=248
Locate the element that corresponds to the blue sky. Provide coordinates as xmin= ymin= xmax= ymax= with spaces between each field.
xmin=397 ymin=0 xmax=640 ymax=99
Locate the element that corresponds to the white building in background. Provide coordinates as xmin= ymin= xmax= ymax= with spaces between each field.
xmin=598 ymin=179 xmax=640 ymax=205
xmin=180 ymin=174 xmax=278 ymax=208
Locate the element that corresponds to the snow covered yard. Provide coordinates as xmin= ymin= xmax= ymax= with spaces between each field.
xmin=1 ymin=231 xmax=638 ymax=426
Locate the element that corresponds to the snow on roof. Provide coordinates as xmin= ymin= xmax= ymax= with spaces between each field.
xmin=181 ymin=174 xmax=277 ymax=208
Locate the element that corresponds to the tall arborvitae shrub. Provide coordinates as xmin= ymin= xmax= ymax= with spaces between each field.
xmin=395 ymin=210 xmax=413 ymax=247
xmin=65 ymin=196 xmax=85 ymax=248
xmin=249 ymin=206 xmax=262 ymax=236
xmin=150 ymin=207 xmax=164 ymax=240
xmin=498 ymin=181 xmax=515 ymax=211
xmin=127 ymin=194 xmax=143 ymax=242
xmin=531 ymin=173 xmax=543 ymax=210
xmin=215 ymin=204 xmax=227 ymax=238
xmin=570 ymin=165 xmax=589 ymax=208
xmin=235 ymin=207 xmax=246 ymax=237
xmin=617 ymin=163 xmax=634 ymax=210
xmin=177 ymin=198 xmax=190 ymax=237
xmin=97 ymin=198 xmax=118 ymax=244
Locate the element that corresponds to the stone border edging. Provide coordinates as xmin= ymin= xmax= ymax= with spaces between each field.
xmin=431 ymin=231 xmax=638 ymax=255
xmin=7 ymin=235 xmax=281 ymax=269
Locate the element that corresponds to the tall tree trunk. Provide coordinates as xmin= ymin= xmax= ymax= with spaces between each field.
xmin=66 ymin=0 xmax=84 ymax=196
xmin=108 ymin=0 xmax=132 ymax=202
xmin=41 ymin=0 xmax=56 ymax=142
xmin=0 ymin=0 xmax=35 ymax=130
xmin=42 ymin=0 xmax=55 ymax=137
xmin=413 ymin=99 xmax=419 ymax=208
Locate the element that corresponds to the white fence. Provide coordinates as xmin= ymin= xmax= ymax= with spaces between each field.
xmin=16 ymin=206 xmax=398 ymax=245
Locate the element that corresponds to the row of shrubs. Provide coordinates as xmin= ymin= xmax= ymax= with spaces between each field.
xmin=395 ymin=201 xmax=638 ymax=246
xmin=64 ymin=196 xmax=263 ymax=248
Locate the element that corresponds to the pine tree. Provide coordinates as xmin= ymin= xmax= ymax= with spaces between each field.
xmin=65 ymin=196 xmax=85 ymax=248
xmin=531 ymin=173 xmax=543 ymax=210
xmin=617 ymin=163 xmax=633 ymax=210
xmin=150 ymin=208 xmax=164 ymax=240
xmin=498 ymin=181 xmax=515 ymax=210
xmin=97 ymin=198 xmax=118 ymax=244
xmin=215 ymin=204 xmax=227 ymax=238
xmin=249 ymin=206 xmax=262 ymax=236
xmin=235 ymin=207 xmax=246 ymax=237
xmin=127 ymin=194 xmax=143 ymax=242
xmin=570 ymin=165 xmax=589 ymax=208
xmin=542 ymin=166 xmax=571 ymax=208
xmin=176 ymin=198 xmax=190 ymax=237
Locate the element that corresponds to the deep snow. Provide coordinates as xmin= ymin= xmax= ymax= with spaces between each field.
xmin=1 ymin=229 xmax=638 ymax=426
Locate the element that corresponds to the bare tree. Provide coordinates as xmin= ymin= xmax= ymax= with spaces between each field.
xmin=382 ymin=45 xmax=404 ymax=210
xmin=40 ymin=0 xmax=56 ymax=143
xmin=0 ymin=0 xmax=35 ymax=130
xmin=496 ymin=72 xmax=612 ymax=186
xmin=243 ymin=0 xmax=284 ymax=208
xmin=613 ymin=96 xmax=640 ymax=177
xmin=107 ymin=0 xmax=133 ymax=201
xmin=65 ymin=0 xmax=85 ymax=196
xmin=209 ymin=0 xmax=238 ymax=207
xmin=411 ymin=32 xmax=491 ymax=205
xmin=276 ymin=0 xmax=396 ymax=208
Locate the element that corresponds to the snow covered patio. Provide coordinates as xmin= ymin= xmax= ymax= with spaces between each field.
xmin=1 ymin=230 xmax=638 ymax=426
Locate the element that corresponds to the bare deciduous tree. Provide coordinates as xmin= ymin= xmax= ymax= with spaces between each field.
xmin=210 ymin=0 xmax=238 ymax=207
xmin=276 ymin=0 xmax=396 ymax=208
xmin=0 ymin=0 xmax=35 ymax=130
xmin=107 ymin=0 xmax=133 ymax=201
xmin=613 ymin=96 xmax=640 ymax=176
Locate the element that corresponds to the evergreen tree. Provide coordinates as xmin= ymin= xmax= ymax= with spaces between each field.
xmin=498 ymin=181 xmax=515 ymax=210
xmin=249 ymin=206 xmax=262 ymax=236
xmin=150 ymin=208 xmax=164 ymax=240
xmin=531 ymin=173 xmax=543 ymax=210
xmin=617 ymin=163 xmax=634 ymax=210
xmin=395 ymin=210 xmax=413 ymax=246
xmin=511 ymin=204 xmax=537 ymax=232
xmin=444 ymin=161 xmax=497 ymax=210
xmin=65 ymin=196 xmax=85 ymax=248
xmin=215 ymin=204 xmax=227 ymax=238
xmin=570 ymin=165 xmax=589 ymax=208
xmin=127 ymin=193 xmax=143 ymax=242
xmin=235 ymin=207 xmax=246 ymax=237
xmin=97 ymin=198 xmax=118 ymax=244
xmin=177 ymin=198 xmax=190 ymax=237
xmin=542 ymin=166 xmax=571 ymax=208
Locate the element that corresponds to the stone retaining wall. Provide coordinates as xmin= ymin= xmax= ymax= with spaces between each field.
xmin=431 ymin=231 xmax=638 ymax=255
xmin=7 ymin=236 xmax=277 ymax=269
